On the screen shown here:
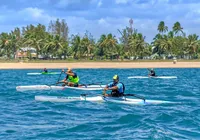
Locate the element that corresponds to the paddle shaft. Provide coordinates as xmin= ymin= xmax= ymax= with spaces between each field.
xmin=147 ymin=68 xmax=151 ymax=75
xmin=56 ymin=71 xmax=63 ymax=85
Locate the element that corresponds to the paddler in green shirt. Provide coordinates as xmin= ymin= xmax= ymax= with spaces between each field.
xmin=57 ymin=68 xmax=79 ymax=87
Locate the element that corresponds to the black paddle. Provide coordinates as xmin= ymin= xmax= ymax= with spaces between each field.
xmin=56 ymin=70 xmax=64 ymax=85
xmin=147 ymin=68 xmax=151 ymax=76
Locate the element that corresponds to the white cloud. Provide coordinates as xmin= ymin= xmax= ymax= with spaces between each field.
xmin=57 ymin=0 xmax=71 ymax=7
xmin=115 ymin=0 xmax=129 ymax=4
xmin=18 ymin=0 xmax=50 ymax=4
xmin=98 ymin=18 xmax=106 ymax=24
xmin=65 ymin=16 xmax=130 ymax=40
xmin=1 ymin=0 xmax=200 ymax=43
xmin=21 ymin=8 xmax=43 ymax=18
xmin=97 ymin=0 xmax=102 ymax=7
xmin=56 ymin=0 xmax=81 ymax=8
xmin=18 ymin=7 xmax=55 ymax=23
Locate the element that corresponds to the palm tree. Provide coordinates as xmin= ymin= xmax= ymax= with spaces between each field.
xmin=184 ymin=34 xmax=200 ymax=58
xmin=118 ymin=28 xmax=128 ymax=51
xmin=95 ymin=34 xmax=106 ymax=58
xmin=44 ymin=34 xmax=63 ymax=59
xmin=70 ymin=35 xmax=82 ymax=59
xmin=173 ymin=22 xmax=184 ymax=36
xmin=160 ymin=35 xmax=174 ymax=56
xmin=10 ymin=28 xmax=22 ymax=59
xmin=0 ymin=33 xmax=12 ymax=58
xmin=118 ymin=27 xmax=135 ymax=56
xmin=153 ymin=33 xmax=163 ymax=40
xmin=8 ymin=34 xmax=19 ymax=59
xmin=152 ymin=32 xmax=175 ymax=58
xmin=61 ymin=41 xmax=69 ymax=59
xmin=98 ymin=34 xmax=118 ymax=59
xmin=81 ymin=37 xmax=95 ymax=59
xmin=129 ymin=32 xmax=147 ymax=59
xmin=115 ymin=44 xmax=124 ymax=60
xmin=143 ymin=44 xmax=152 ymax=58
xmin=23 ymin=33 xmax=43 ymax=59
xmin=157 ymin=21 xmax=168 ymax=35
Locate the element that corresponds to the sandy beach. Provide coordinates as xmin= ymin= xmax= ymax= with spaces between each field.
xmin=0 ymin=62 xmax=200 ymax=69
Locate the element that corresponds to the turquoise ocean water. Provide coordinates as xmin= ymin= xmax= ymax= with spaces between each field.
xmin=0 ymin=68 xmax=200 ymax=139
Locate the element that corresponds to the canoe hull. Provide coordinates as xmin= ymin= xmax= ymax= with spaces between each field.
xmin=128 ymin=76 xmax=177 ymax=79
xmin=16 ymin=85 xmax=106 ymax=91
xmin=35 ymin=95 xmax=172 ymax=105
xmin=27 ymin=72 xmax=60 ymax=75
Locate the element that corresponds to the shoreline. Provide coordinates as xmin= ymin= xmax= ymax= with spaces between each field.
xmin=0 ymin=62 xmax=200 ymax=69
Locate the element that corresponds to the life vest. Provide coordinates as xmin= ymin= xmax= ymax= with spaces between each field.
xmin=150 ymin=70 xmax=156 ymax=76
xmin=66 ymin=74 xmax=79 ymax=83
xmin=111 ymin=82 xmax=125 ymax=97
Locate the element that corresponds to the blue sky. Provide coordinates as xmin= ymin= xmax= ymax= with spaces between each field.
xmin=0 ymin=0 xmax=200 ymax=42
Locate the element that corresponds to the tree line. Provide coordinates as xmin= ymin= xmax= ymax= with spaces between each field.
xmin=0 ymin=18 xmax=199 ymax=60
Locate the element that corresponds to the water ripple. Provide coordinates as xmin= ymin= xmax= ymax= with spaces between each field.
xmin=0 ymin=68 xmax=200 ymax=139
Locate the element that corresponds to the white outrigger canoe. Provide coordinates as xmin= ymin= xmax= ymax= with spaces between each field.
xmin=128 ymin=76 xmax=177 ymax=79
xmin=35 ymin=95 xmax=172 ymax=105
xmin=27 ymin=72 xmax=60 ymax=75
xmin=16 ymin=85 xmax=106 ymax=91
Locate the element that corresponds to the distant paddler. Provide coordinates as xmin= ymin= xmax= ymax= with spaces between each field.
xmin=43 ymin=68 xmax=48 ymax=73
xmin=148 ymin=68 xmax=156 ymax=77
xmin=57 ymin=68 xmax=79 ymax=87
xmin=103 ymin=75 xmax=125 ymax=97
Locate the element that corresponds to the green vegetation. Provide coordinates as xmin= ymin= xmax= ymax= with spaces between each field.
xmin=0 ymin=18 xmax=200 ymax=61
